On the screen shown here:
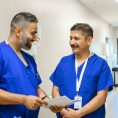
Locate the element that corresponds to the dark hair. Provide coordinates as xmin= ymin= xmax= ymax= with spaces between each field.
xmin=10 ymin=12 xmax=38 ymax=32
xmin=70 ymin=23 xmax=93 ymax=38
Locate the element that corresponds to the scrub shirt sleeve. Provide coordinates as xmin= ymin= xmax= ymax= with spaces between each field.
xmin=97 ymin=60 xmax=114 ymax=92
xmin=50 ymin=59 xmax=63 ymax=88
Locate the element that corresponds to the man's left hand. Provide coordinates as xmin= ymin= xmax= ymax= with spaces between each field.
xmin=50 ymin=106 xmax=64 ymax=113
xmin=62 ymin=108 xmax=81 ymax=118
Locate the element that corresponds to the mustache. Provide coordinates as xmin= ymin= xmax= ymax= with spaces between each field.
xmin=71 ymin=44 xmax=79 ymax=48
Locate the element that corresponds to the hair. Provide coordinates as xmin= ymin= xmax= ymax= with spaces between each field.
xmin=70 ymin=23 xmax=93 ymax=38
xmin=10 ymin=12 xmax=38 ymax=32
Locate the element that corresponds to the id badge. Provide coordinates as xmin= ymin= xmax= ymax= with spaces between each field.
xmin=74 ymin=95 xmax=82 ymax=109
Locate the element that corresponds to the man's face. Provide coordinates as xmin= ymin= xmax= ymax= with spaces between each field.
xmin=19 ymin=22 xmax=39 ymax=50
xmin=69 ymin=30 xmax=92 ymax=55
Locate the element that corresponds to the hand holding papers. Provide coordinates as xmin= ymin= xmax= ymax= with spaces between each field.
xmin=43 ymin=96 xmax=79 ymax=108
xmin=42 ymin=96 xmax=79 ymax=113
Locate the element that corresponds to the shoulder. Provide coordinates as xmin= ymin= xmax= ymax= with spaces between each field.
xmin=92 ymin=54 xmax=109 ymax=70
xmin=0 ymin=41 xmax=8 ymax=50
xmin=0 ymin=41 xmax=8 ymax=57
xmin=59 ymin=54 xmax=75 ymax=63
xmin=93 ymin=53 xmax=106 ymax=64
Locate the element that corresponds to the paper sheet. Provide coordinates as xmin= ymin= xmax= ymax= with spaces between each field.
xmin=43 ymin=96 xmax=79 ymax=108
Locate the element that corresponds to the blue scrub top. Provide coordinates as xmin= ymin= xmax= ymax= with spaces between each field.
xmin=50 ymin=53 xmax=114 ymax=118
xmin=0 ymin=41 xmax=42 ymax=118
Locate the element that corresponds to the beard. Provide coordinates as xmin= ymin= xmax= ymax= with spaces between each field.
xmin=19 ymin=33 xmax=33 ymax=50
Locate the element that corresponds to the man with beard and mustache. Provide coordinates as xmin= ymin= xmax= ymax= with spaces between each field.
xmin=50 ymin=23 xmax=114 ymax=118
xmin=0 ymin=12 xmax=63 ymax=118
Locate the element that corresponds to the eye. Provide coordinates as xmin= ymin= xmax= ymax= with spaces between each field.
xmin=74 ymin=37 xmax=80 ymax=41
xmin=70 ymin=36 xmax=80 ymax=41
xmin=31 ymin=31 xmax=38 ymax=35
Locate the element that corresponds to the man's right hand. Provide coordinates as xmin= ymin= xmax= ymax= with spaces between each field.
xmin=60 ymin=108 xmax=68 ymax=115
xmin=23 ymin=95 xmax=47 ymax=110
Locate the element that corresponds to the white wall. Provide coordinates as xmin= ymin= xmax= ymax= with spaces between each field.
xmin=0 ymin=0 xmax=115 ymax=118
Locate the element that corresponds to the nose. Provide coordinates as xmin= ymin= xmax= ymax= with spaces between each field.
xmin=70 ymin=38 xmax=76 ymax=45
xmin=33 ymin=34 xmax=40 ymax=42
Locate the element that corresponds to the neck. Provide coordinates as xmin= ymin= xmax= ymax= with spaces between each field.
xmin=7 ymin=35 xmax=21 ymax=53
xmin=75 ymin=50 xmax=91 ymax=61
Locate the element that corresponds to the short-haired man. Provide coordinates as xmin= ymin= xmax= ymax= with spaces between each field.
xmin=0 ymin=12 xmax=48 ymax=118
xmin=50 ymin=23 xmax=114 ymax=118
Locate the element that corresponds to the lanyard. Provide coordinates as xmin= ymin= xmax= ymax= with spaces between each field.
xmin=75 ymin=53 xmax=92 ymax=95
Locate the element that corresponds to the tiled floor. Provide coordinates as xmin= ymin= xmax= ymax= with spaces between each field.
xmin=106 ymin=87 xmax=118 ymax=118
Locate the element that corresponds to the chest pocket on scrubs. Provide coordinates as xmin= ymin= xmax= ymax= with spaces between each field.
xmin=81 ymin=74 xmax=98 ymax=93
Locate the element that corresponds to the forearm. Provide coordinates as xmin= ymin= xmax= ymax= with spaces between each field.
xmin=77 ymin=90 xmax=108 ymax=117
xmin=52 ymin=85 xmax=60 ymax=98
xmin=0 ymin=89 xmax=26 ymax=105
xmin=37 ymin=86 xmax=49 ymax=100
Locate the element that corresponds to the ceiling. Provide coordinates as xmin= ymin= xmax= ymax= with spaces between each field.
xmin=78 ymin=0 xmax=118 ymax=27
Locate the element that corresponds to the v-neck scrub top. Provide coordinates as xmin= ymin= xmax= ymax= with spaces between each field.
xmin=50 ymin=53 xmax=114 ymax=118
xmin=0 ymin=41 xmax=42 ymax=118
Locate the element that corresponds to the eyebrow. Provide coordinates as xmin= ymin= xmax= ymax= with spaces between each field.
xmin=70 ymin=36 xmax=79 ymax=38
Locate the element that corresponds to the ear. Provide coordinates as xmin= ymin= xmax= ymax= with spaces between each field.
xmin=87 ymin=36 xmax=93 ymax=46
xmin=15 ymin=27 xmax=22 ymax=38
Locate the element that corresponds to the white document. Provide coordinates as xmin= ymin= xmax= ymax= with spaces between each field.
xmin=43 ymin=96 xmax=79 ymax=108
